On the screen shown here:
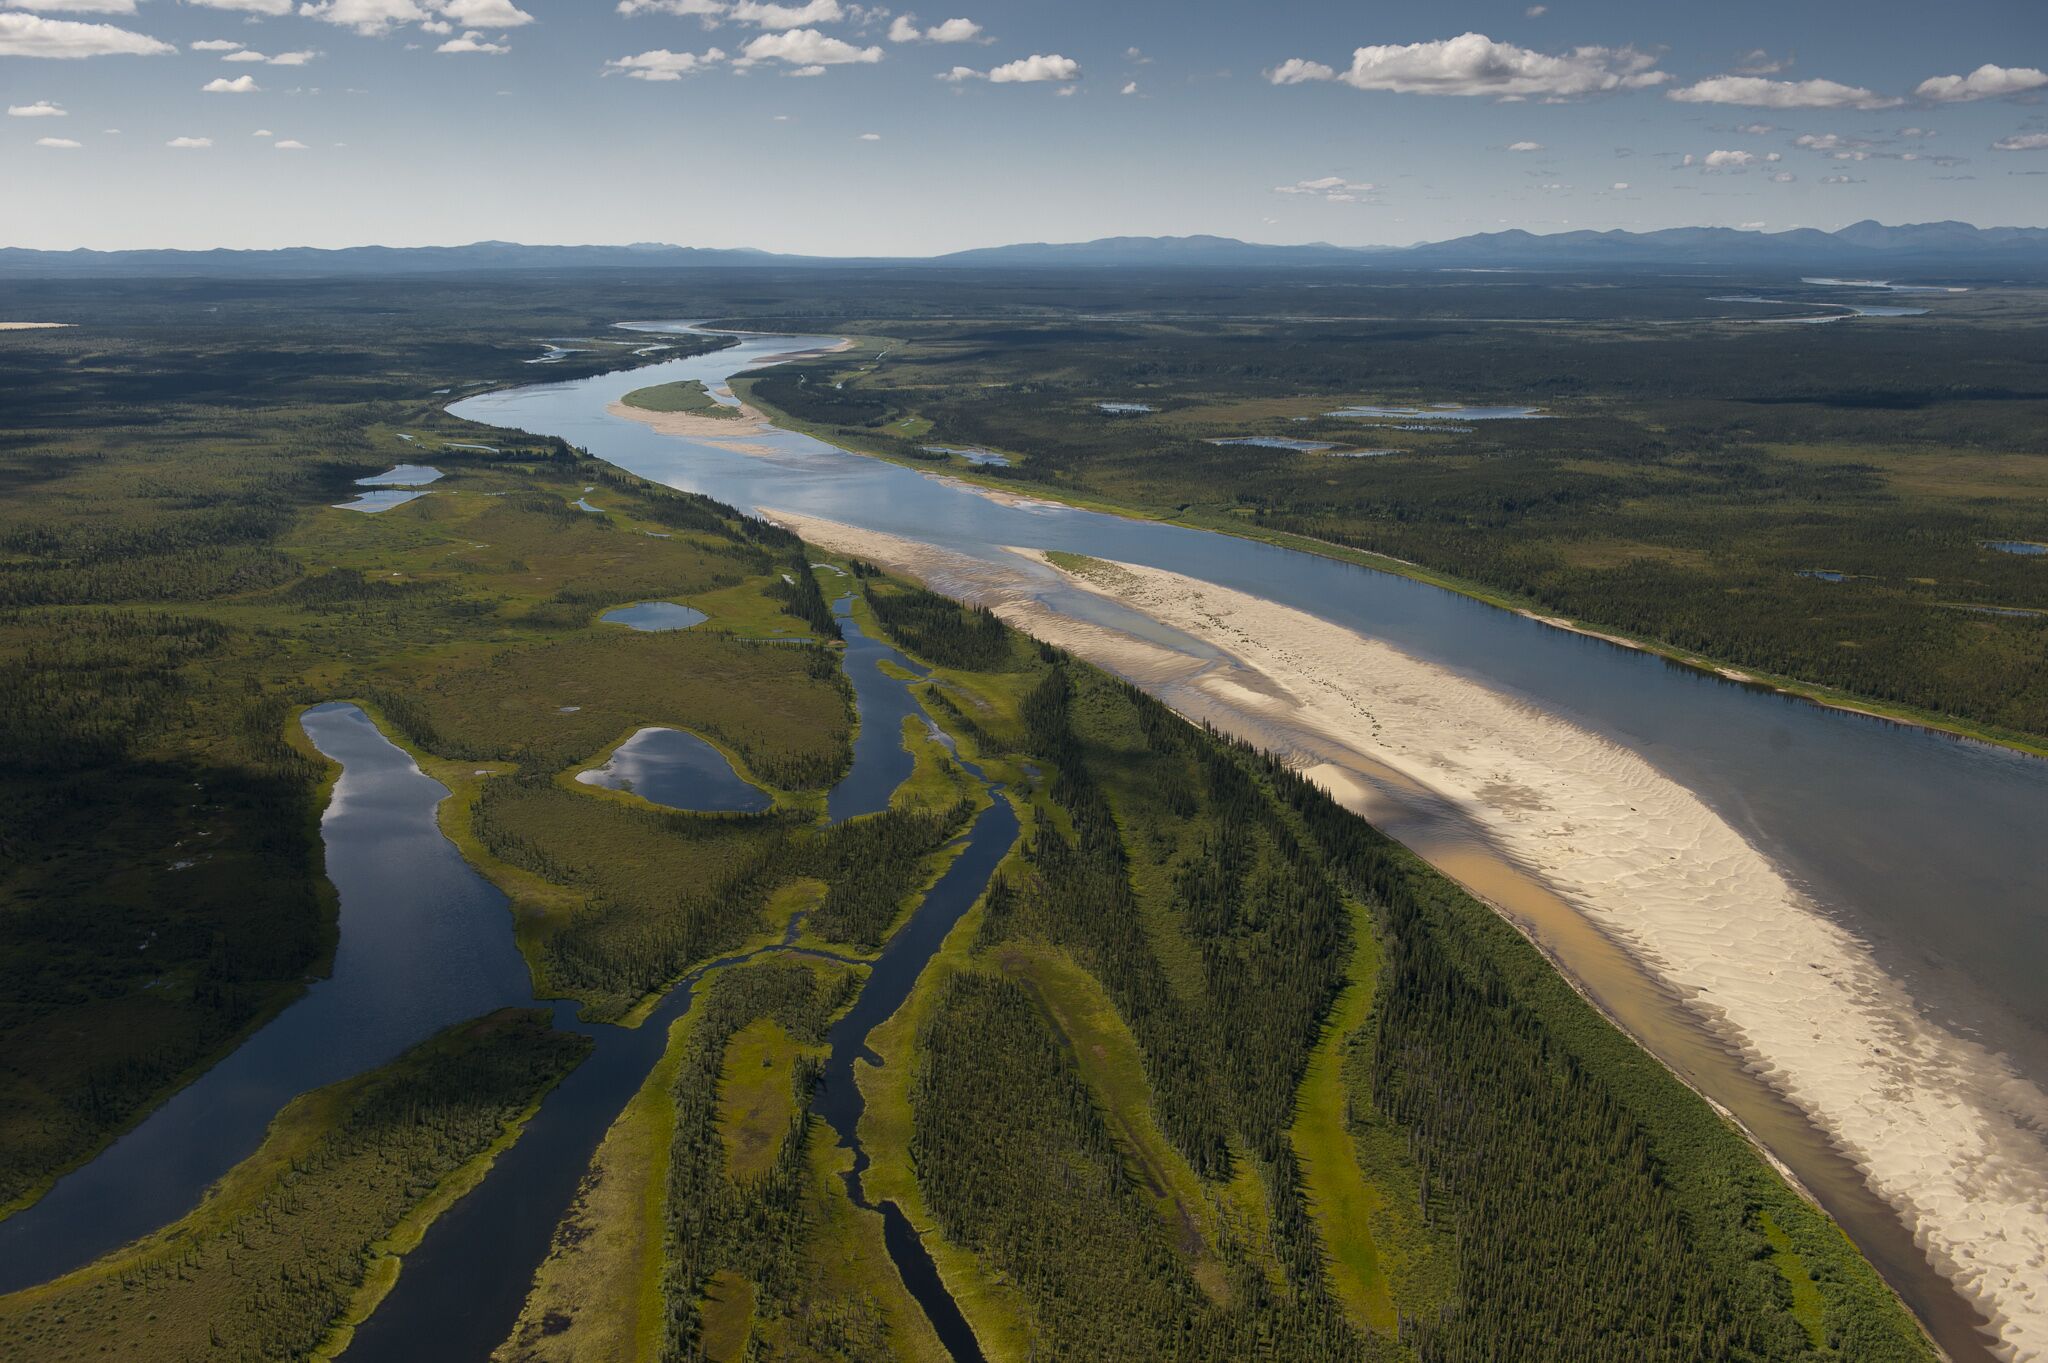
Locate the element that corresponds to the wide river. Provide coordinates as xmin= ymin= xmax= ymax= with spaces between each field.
xmin=448 ymin=324 xmax=2047 ymax=1363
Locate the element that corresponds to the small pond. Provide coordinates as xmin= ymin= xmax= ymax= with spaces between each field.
xmin=575 ymin=727 xmax=772 ymax=813
xmin=1983 ymin=541 xmax=2046 ymax=557
xmin=357 ymin=464 xmax=444 ymax=487
xmin=923 ymin=444 xmax=1011 ymax=466
xmin=1098 ymin=401 xmax=1156 ymax=414
xmin=1331 ymin=403 xmax=1548 ymax=421
xmin=1208 ymin=436 xmax=1335 ymax=452
xmin=1799 ymin=569 xmax=1849 ymax=583
xmin=600 ymin=601 xmax=708 ymax=631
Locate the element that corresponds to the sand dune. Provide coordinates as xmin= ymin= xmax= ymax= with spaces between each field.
xmin=765 ymin=507 xmax=2048 ymax=1361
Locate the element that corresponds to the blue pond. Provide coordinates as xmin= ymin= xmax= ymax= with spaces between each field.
xmin=334 ymin=463 xmax=443 ymax=512
xmin=1331 ymin=403 xmax=1548 ymax=421
xmin=1984 ymin=541 xmax=2047 ymax=557
xmin=576 ymin=726 xmax=771 ymax=812
xmin=1208 ymin=436 xmax=1336 ymax=452
xmin=600 ymin=600 xmax=707 ymax=631
xmin=923 ymin=444 xmax=1012 ymax=466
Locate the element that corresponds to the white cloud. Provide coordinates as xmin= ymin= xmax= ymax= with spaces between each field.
xmin=1820 ymin=173 xmax=1860 ymax=183
xmin=438 ymin=29 xmax=508 ymax=53
xmin=203 ymin=73 xmax=261 ymax=91
xmin=1993 ymin=132 xmax=2048 ymax=152
xmin=1914 ymin=64 xmax=2048 ymax=103
xmin=1268 ymin=57 xmax=1335 ymax=85
xmin=888 ymin=13 xmax=981 ymax=43
xmin=1735 ymin=121 xmax=1775 ymax=135
xmin=605 ymin=45 xmax=725 ymax=78
xmin=616 ymin=0 xmax=724 ymax=19
xmin=191 ymin=38 xmax=244 ymax=51
xmin=268 ymin=48 xmax=316 ymax=63
xmin=986 ymin=52 xmax=1076 ymax=83
xmin=7 ymin=99 xmax=66 ymax=115
xmin=274 ymin=137 xmax=308 ymax=148
xmin=857 ymin=130 xmax=879 ymax=139
xmin=2 ymin=0 xmax=135 ymax=10
xmin=296 ymin=0 xmax=429 ymax=35
xmin=785 ymin=62 xmax=822 ymax=75
xmin=1667 ymin=75 xmax=1899 ymax=110
xmin=1506 ymin=139 xmax=1542 ymax=151
xmin=1525 ymin=4 xmax=1547 ymax=15
xmin=1120 ymin=80 xmax=1136 ymax=95
xmin=730 ymin=0 xmax=839 ymax=29
xmin=35 ymin=134 xmax=81 ymax=146
xmin=439 ymin=0 xmax=533 ymax=26
xmin=1770 ymin=171 xmax=1796 ymax=181
xmin=1610 ymin=180 xmax=1629 ymax=189
xmin=166 ymin=135 xmax=213 ymax=147
xmin=1271 ymin=33 xmax=1666 ymax=98
xmin=1702 ymin=149 xmax=1754 ymax=168
xmin=1739 ymin=220 xmax=1767 ymax=230
xmin=735 ymin=27 xmax=880 ymax=67
xmin=1793 ymin=132 xmax=1856 ymax=152
xmin=223 ymin=49 xmax=265 ymax=60
xmin=0 ymin=12 xmax=172 ymax=56
xmin=253 ymin=127 xmax=273 ymax=135
xmin=188 ymin=0 xmax=295 ymax=12
xmin=1274 ymin=175 xmax=1378 ymax=203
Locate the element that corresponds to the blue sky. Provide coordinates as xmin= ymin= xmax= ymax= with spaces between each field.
xmin=2 ymin=0 xmax=2043 ymax=252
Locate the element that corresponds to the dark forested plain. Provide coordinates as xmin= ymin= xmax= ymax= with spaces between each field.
xmin=0 ymin=271 xmax=1960 ymax=1360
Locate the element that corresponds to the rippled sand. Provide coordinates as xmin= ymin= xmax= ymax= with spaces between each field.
xmin=767 ymin=507 xmax=2048 ymax=1361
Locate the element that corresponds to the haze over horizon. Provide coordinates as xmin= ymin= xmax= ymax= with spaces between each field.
xmin=2 ymin=0 xmax=2044 ymax=254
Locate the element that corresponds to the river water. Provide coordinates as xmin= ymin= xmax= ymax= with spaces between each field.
xmin=444 ymin=323 xmax=2048 ymax=1363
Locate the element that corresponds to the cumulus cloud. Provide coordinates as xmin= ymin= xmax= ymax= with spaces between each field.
xmin=1702 ymin=148 xmax=1754 ymax=168
xmin=1993 ymin=132 xmax=2048 ymax=151
xmin=987 ymin=52 xmax=1076 ymax=83
xmin=857 ymin=130 xmax=879 ymax=139
xmin=1820 ymin=173 xmax=1861 ymax=183
xmin=1270 ymin=33 xmax=1667 ymax=99
xmin=1525 ymin=4 xmax=1546 ymax=15
xmin=166 ymin=135 xmax=213 ymax=147
xmin=439 ymin=0 xmax=533 ymax=25
xmin=888 ymin=13 xmax=981 ymax=43
xmin=274 ymin=137 xmax=308 ymax=148
xmin=438 ymin=29 xmax=508 ymax=53
xmin=203 ymin=73 xmax=261 ymax=91
xmin=297 ymin=0 xmax=429 ymax=35
xmin=1268 ymin=57 xmax=1335 ymax=85
xmin=189 ymin=0 xmax=295 ymax=12
xmin=1667 ymin=75 xmax=1899 ymax=109
xmin=1735 ymin=121 xmax=1775 ymax=135
xmin=1274 ymin=175 xmax=1378 ymax=203
xmin=1914 ymin=64 xmax=2048 ymax=102
xmin=616 ymin=0 xmax=723 ymax=20
xmin=605 ymin=45 xmax=725 ymax=78
xmin=1506 ymin=139 xmax=1543 ymax=151
xmin=191 ymin=38 xmax=243 ymax=50
xmin=4 ymin=0 xmax=137 ymax=9
xmin=1120 ymin=80 xmax=1136 ymax=95
xmin=1610 ymin=180 xmax=1629 ymax=189
xmin=0 ymin=12 xmax=173 ymax=56
xmin=7 ymin=99 xmax=66 ymax=115
xmin=36 ymin=134 xmax=81 ymax=146
xmin=734 ymin=27 xmax=880 ymax=68
xmin=1770 ymin=171 xmax=1796 ymax=181
xmin=729 ymin=0 xmax=840 ymax=29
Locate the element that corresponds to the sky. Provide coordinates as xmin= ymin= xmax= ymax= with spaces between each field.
xmin=1 ymin=0 xmax=2044 ymax=253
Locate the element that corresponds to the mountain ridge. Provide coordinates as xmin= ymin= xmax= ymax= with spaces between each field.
xmin=3 ymin=221 xmax=2045 ymax=276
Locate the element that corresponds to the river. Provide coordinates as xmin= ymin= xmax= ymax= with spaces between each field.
xmin=442 ymin=323 xmax=2048 ymax=1363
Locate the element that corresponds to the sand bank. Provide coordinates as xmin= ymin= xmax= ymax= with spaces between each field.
xmin=766 ymin=507 xmax=2048 ymax=1361
xmin=1033 ymin=552 xmax=2048 ymax=1363
xmin=0 ymin=323 xmax=71 ymax=331
xmin=606 ymin=399 xmax=788 ymax=459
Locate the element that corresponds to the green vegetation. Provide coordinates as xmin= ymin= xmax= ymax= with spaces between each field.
xmin=622 ymin=379 xmax=742 ymax=418
xmin=0 ymin=1009 xmax=586 ymax=1363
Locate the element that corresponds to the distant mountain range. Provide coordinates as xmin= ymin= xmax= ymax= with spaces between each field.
xmin=3 ymin=221 xmax=2044 ymax=277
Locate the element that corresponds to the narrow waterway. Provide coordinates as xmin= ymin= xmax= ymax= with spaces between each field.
xmin=441 ymin=323 xmax=2048 ymax=1363
xmin=0 ymin=703 xmax=533 ymax=1294
xmin=349 ymin=601 xmax=1010 ymax=1362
